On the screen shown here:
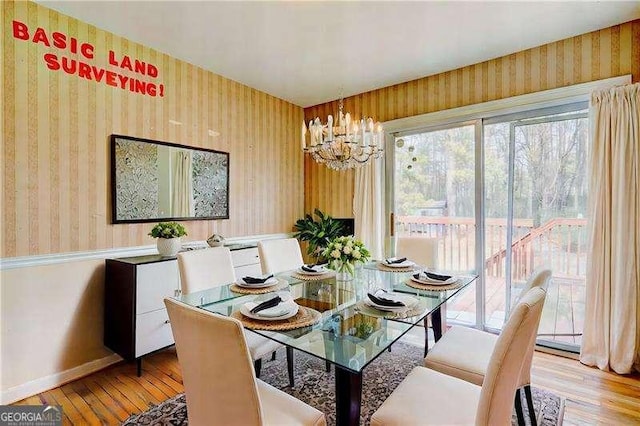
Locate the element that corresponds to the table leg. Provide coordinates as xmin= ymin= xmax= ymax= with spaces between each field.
xmin=335 ymin=366 xmax=362 ymax=426
xmin=424 ymin=305 xmax=447 ymax=357
xmin=423 ymin=315 xmax=430 ymax=357
xmin=432 ymin=306 xmax=443 ymax=342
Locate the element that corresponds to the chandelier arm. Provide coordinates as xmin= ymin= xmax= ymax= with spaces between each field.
xmin=350 ymin=153 xmax=374 ymax=164
xmin=332 ymin=143 xmax=351 ymax=161
xmin=314 ymin=146 xmax=339 ymax=162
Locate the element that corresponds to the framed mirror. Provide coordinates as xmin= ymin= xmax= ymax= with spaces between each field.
xmin=111 ymin=134 xmax=229 ymax=223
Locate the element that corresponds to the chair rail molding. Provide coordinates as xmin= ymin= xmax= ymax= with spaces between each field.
xmin=0 ymin=233 xmax=293 ymax=270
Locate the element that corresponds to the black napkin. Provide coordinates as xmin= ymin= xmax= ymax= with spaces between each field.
xmin=250 ymin=296 xmax=282 ymax=314
xmin=385 ymin=257 xmax=407 ymax=264
xmin=242 ymin=274 xmax=274 ymax=284
xmin=413 ymin=271 xmax=452 ymax=281
xmin=367 ymin=292 xmax=405 ymax=307
xmin=302 ymin=265 xmax=319 ymax=273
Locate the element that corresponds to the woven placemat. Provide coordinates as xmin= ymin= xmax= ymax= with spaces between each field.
xmin=354 ymin=298 xmax=428 ymax=319
xmin=404 ymin=278 xmax=462 ymax=291
xmin=290 ymin=271 xmax=336 ymax=281
xmin=376 ymin=263 xmax=419 ymax=273
xmin=229 ymin=280 xmax=289 ymax=294
xmin=231 ymin=306 xmax=322 ymax=331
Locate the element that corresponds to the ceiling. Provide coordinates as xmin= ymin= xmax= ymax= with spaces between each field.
xmin=38 ymin=1 xmax=640 ymax=108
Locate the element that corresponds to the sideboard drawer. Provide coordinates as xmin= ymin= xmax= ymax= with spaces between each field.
xmin=135 ymin=309 xmax=174 ymax=358
xmin=231 ymin=247 xmax=260 ymax=267
xmin=234 ymin=263 xmax=262 ymax=278
xmin=136 ymin=261 xmax=180 ymax=314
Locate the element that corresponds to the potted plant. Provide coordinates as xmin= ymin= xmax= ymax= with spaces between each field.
xmin=293 ymin=209 xmax=346 ymax=263
xmin=322 ymin=235 xmax=370 ymax=280
xmin=149 ymin=222 xmax=187 ymax=257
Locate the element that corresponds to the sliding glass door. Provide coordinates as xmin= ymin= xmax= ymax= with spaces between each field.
xmin=389 ymin=103 xmax=589 ymax=351
xmin=484 ymin=106 xmax=589 ymax=350
xmin=391 ymin=123 xmax=477 ymax=325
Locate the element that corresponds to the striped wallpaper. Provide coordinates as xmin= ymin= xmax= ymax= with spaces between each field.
xmin=1 ymin=1 xmax=304 ymax=258
xmin=304 ymin=20 xmax=640 ymax=217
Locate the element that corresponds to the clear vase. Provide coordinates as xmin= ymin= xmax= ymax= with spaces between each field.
xmin=335 ymin=261 xmax=355 ymax=281
xmin=336 ymin=270 xmax=354 ymax=281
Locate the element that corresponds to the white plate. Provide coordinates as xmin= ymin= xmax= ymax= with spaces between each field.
xmin=297 ymin=266 xmax=330 ymax=275
xmin=410 ymin=274 xmax=457 ymax=286
xmin=236 ymin=277 xmax=278 ymax=288
xmin=240 ymin=300 xmax=299 ymax=320
xmin=364 ymin=292 xmax=419 ymax=311
xmin=381 ymin=260 xmax=416 ymax=268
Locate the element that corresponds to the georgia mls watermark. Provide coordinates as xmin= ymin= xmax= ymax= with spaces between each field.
xmin=0 ymin=405 xmax=62 ymax=426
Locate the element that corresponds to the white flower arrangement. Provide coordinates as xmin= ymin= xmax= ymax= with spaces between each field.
xmin=322 ymin=235 xmax=371 ymax=275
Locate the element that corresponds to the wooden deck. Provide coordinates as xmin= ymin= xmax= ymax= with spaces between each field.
xmin=397 ymin=215 xmax=589 ymax=347
xmin=447 ymin=276 xmax=585 ymax=347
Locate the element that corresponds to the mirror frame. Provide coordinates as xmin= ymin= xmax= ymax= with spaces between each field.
xmin=110 ymin=134 xmax=230 ymax=224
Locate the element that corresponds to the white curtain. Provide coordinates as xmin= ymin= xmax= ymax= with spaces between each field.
xmin=353 ymin=157 xmax=384 ymax=260
xmin=580 ymin=83 xmax=640 ymax=374
xmin=172 ymin=150 xmax=194 ymax=217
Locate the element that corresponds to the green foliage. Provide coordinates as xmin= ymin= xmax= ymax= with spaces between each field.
xmin=395 ymin=126 xmax=475 ymax=217
xmin=394 ymin=116 xmax=589 ymax=223
xmin=148 ymin=222 xmax=188 ymax=239
xmin=293 ymin=209 xmax=346 ymax=260
xmin=354 ymin=321 xmax=375 ymax=339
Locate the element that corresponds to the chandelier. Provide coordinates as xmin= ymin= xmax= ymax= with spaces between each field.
xmin=301 ymin=99 xmax=384 ymax=171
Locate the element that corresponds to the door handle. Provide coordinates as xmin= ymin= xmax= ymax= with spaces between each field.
xmin=390 ymin=212 xmax=395 ymax=237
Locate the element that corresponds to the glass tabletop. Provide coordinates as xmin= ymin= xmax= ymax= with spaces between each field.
xmin=178 ymin=263 xmax=477 ymax=373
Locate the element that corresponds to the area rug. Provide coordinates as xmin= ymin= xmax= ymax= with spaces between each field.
xmin=123 ymin=343 xmax=564 ymax=425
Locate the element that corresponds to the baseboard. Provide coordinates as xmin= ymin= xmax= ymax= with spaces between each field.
xmin=535 ymin=345 xmax=579 ymax=360
xmin=1 ymin=353 xmax=123 ymax=404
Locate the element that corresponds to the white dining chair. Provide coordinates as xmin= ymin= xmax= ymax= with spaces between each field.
xmin=165 ymin=298 xmax=326 ymax=426
xmin=177 ymin=247 xmax=294 ymax=387
xmin=258 ymin=238 xmax=334 ymax=373
xmin=396 ymin=236 xmax=440 ymax=355
xmin=395 ymin=236 xmax=438 ymax=268
xmin=371 ymin=287 xmax=547 ymax=426
xmin=258 ymin=238 xmax=304 ymax=274
xmin=177 ymin=247 xmax=236 ymax=295
xmin=423 ymin=268 xmax=552 ymax=425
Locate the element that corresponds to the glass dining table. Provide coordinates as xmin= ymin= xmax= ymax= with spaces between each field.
xmin=178 ymin=263 xmax=477 ymax=426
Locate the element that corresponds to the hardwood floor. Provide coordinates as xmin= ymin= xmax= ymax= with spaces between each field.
xmin=13 ymin=344 xmax=640 ymax=425
xmin=531 ymin=352 xmax=640 ymax=425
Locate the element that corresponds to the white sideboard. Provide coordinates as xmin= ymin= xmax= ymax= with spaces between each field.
xmin=104 ymin=245 xmax=261 ymax=375
xmin=230 ymin=245 xmax=262 ymax=276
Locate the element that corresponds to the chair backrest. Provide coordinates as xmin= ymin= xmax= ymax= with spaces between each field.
xmin=516 ymin=268 xmax=551 ymax=386
xmin=258 ymin=238 xmax=304 ymax=274
xmin=164 ymin=298 xmax=263 ymax=426
xmin=475 ymin=287 xmax=546 ymax=426
xmin=395 ymin=237 xmax=438 ymax=268
xmin=519 ymin=268 xmax=552 ymax=301
xmin=177 ymin=247 xmax=236 ymax=295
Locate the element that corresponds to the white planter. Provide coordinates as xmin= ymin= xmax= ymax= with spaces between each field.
xmin=156 ymin=237 xmax=181 ymax=257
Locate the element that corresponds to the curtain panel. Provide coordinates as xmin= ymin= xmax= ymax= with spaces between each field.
xmin=580 ymin=83 xmax=640 ymax=374
xmin=353 ymin=158 xmax=385 ymax=260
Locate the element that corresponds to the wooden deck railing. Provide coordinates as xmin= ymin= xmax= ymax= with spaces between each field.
xmin=396 ymin=216 xmax=588 ymax=280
